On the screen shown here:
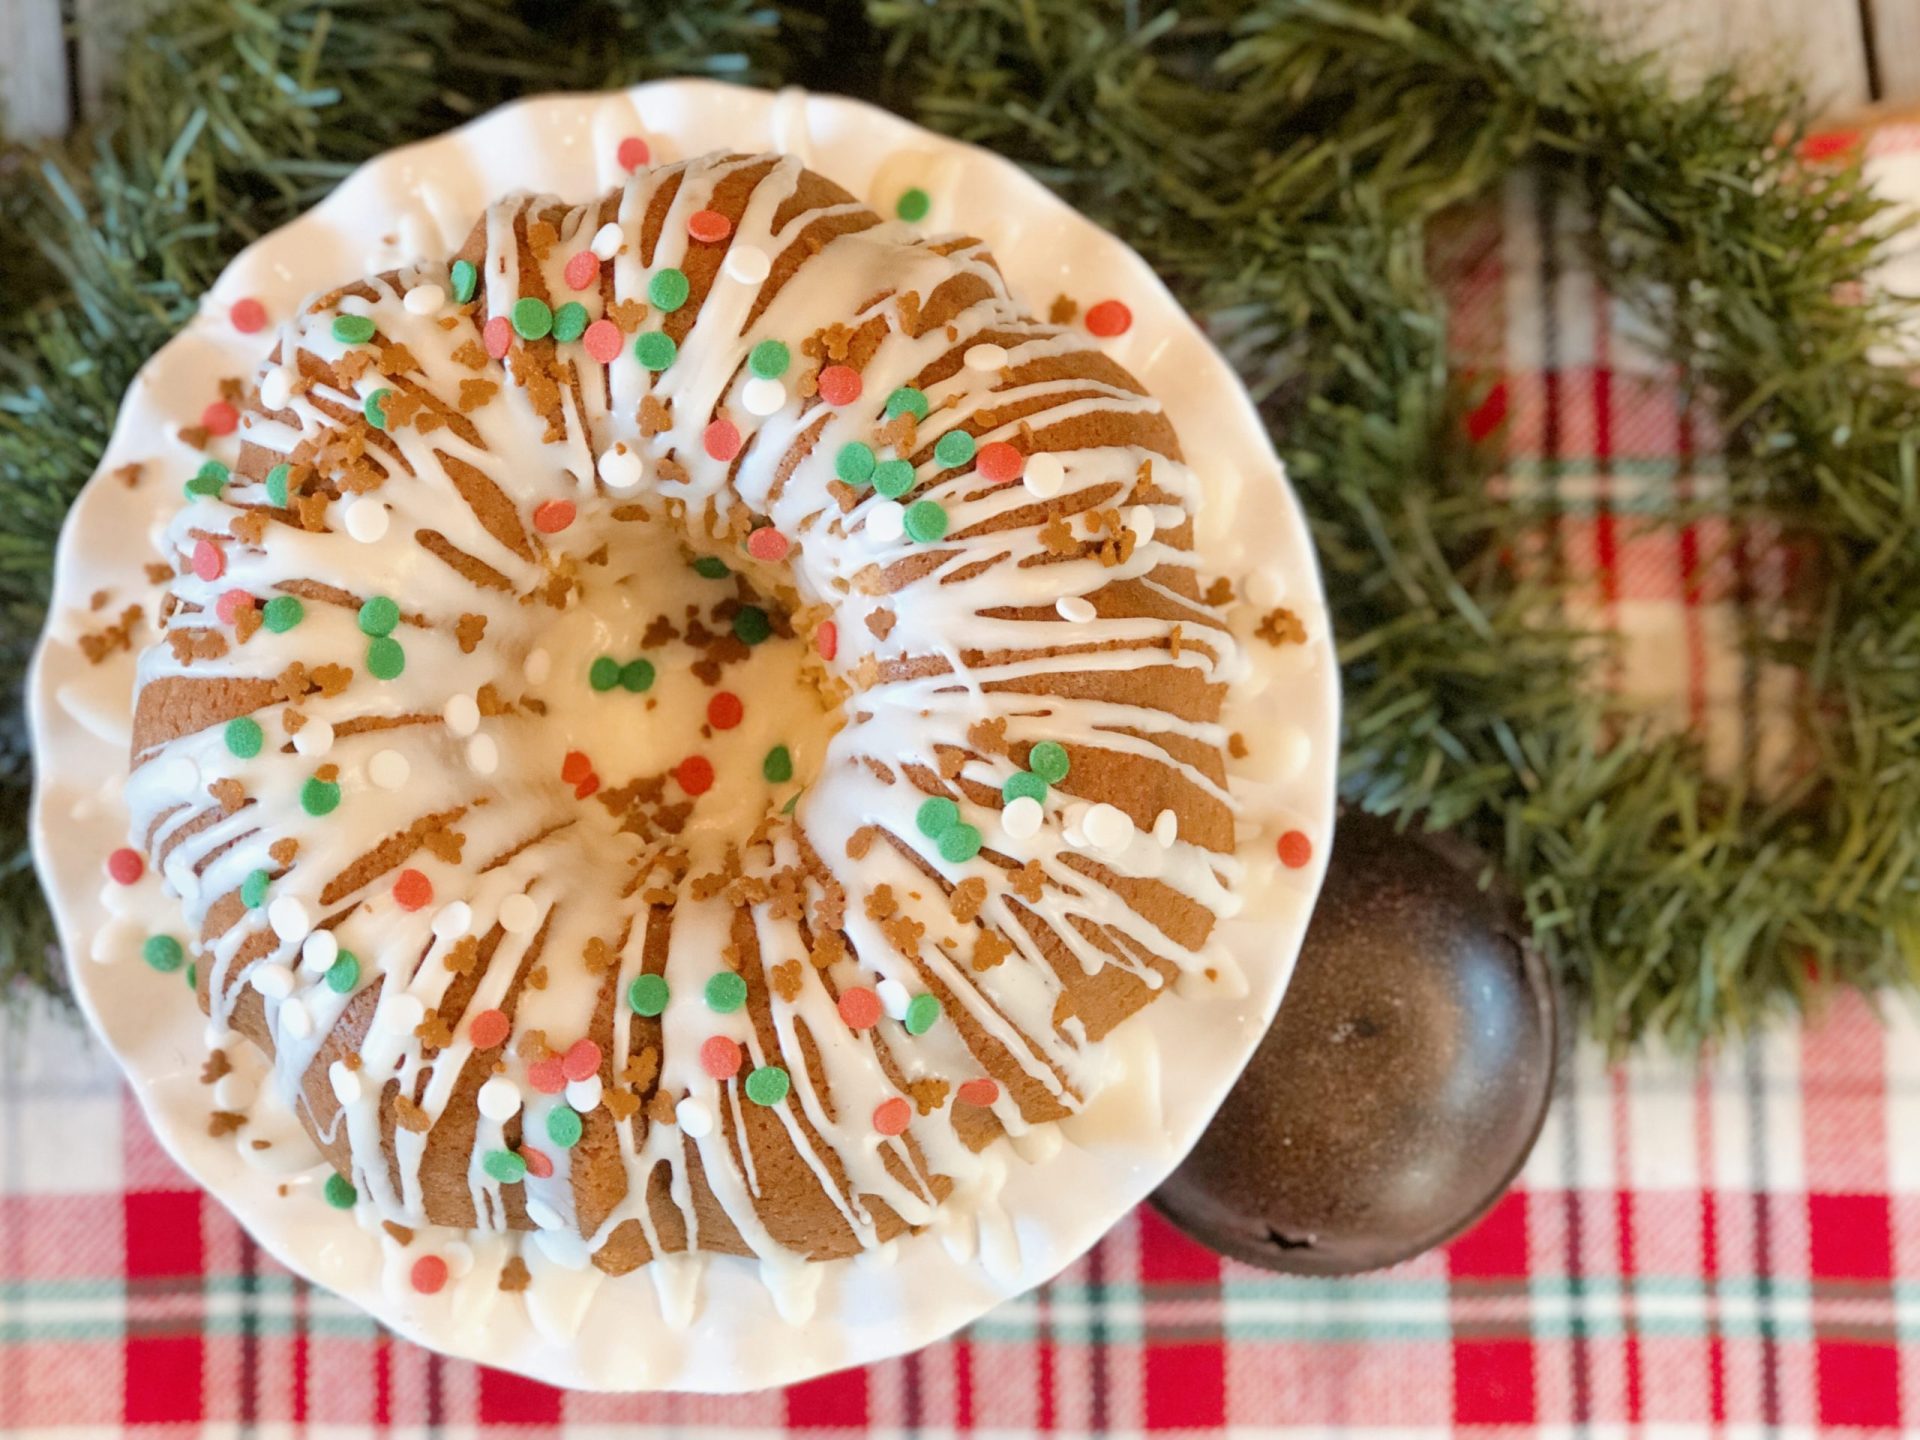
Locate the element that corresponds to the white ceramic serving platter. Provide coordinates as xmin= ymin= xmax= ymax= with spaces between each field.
xmin=28 ymin=79 xmax=1338 ymax=1391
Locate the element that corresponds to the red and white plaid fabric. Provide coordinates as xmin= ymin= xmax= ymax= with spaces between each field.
xmin=6 ymin=136 xmax=1919 ymax=1435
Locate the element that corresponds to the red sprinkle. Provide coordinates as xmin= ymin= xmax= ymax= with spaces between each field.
xmin=468 ymin=1009 xmax=510 ymax=1049
xmin=707 ymin=692 xmax=744 ymax=730
xmin=191 ymin=540 xmax=225 ymax=582
xmin=687 ymin=209 xmax=733 ymax=243
xmin=1085 ymin=299 xmax=1132 ymax=337
xmin=956 ymin=1078 xmax=1001 ymax=1108
xmin=520 ymin=1147 xmax=554 ymax=1179
xmin=704 ymin=418 xmax=742 ymax=462
xmin=230 ymin=297 xmax=268 ymax=334
xmin=410 ymin=1256 xmax=449 ymax=1295
xmin=533 ymin=499 xmax=576 ymax=534
xmin=582 ymin=319 xmax=623 ymax=364
xmin=873 ymin=1097 xmax=912 ymax=1136
xmin=1277 ymin=830 xmax=1313 ymax=869
xmin=617 ymin=136 xmax=651 ymax=172
xmin=527 ymin=1058 xmax=567 ymax=1094
xmin=215 ymin=590 xmax=254 ymax=624
xmin=563 ymin=250 xmax=600 ymax=291
xmin=107 ymin=848 xmax=145 ymax=885
xmin=699 ymin=1034 xmax=742 ymax=1079
xmin=837 ymin=986 xmax=881 ymax=1030
xmin=562 ymin=1037 xmax=602 ymax=1082
xmin=393 ymin=869 xmax=433 ymax=911
xmin=201 ymin=400 xmax=240 ymax=436
xmin=574 ymin=775 xmax=601 ymax=801
xmin=746 ymin=526 xmax=789 ymax=562
xmin=815 ymin=620 xmax=838 ymax=662
xmin=484 ymin=315 xmax=513 ymax=359
xmin=560 ymin=751 xmax=593 ymax=784
xmin=976 ymin=441 xmax=1025 ymax=484
xmin=816 ymin=365 xmax=862 ymax=406
xmin=676 ymin=755 xmax=715 ymax=796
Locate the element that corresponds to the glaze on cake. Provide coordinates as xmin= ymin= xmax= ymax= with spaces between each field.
xmin=126 ymin=150 xmax=1243 ymax=1283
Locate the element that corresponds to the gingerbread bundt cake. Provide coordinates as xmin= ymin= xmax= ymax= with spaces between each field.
xmin=127 ymin=150 xmax=1242 ymax=1280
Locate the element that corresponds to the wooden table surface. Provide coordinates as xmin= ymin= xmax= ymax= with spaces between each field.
xmin=0 ymin=0 xmax=1913 ymax=138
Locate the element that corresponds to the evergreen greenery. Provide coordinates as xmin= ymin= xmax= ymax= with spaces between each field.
xmin=4 ymin=0 xmax=1914 ymax=1046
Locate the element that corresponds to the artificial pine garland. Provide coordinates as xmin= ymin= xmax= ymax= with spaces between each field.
xmin=3 ymin=0 xmax=1914 ymax=1047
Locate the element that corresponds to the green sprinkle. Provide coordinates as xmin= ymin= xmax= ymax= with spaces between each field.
xmin=225 ymin=716 xmax=264 ymax=759
xmin=547 ymin=1106 xmax=583 ymax=1149
xmin=262 ymin=595 xmax=304 ymax=633
xmin=705 ymin=971 xmax=747 ymax=1013
xmin=483 ymin=1149 xmax=528 ymax=1184
xmin=749 ymin=339 xmax=790 ymax=379
xmin=366 ymin=636 xmax=406 ymax=680
xmin=635 ymin=331 xmax=677 ymax=370
xmin=450 ymin=259 xmax=479 ymax=303
xmin=692 ymin=555 xmax=731 ymax=579
xmin=763 ymin=745 xmax=793 ymax=783
xmin=552 ymin=301 xmax=589 ymax=343
xmin=627 ymin=973 xmax=669 ymax=1017
xmin=916 ymin=796 xmax=960 ymax=837
xmin=745 ymin=1065 xmax=790 ymax=1106
xmin=904 ymin=993 xmax=942 ymax=1035
xmin=1028 ymin=741 xmax=1071 ymax=784
xmin=904 ymin=499 xmax=949 ymax=543
xmin=300 ymin=777 xmax=341 ymax=817
xmin=934 ymin=429 xmax=977 ymax=468
xmin=1003 ymin=770 xmax=1048 ymax=805
xmin=363 ymin=388 xmax=391 ymax=429
xmin=358 ymin=595 xmax=400 ymax=637
xmin=732 ymin=606 xmax=771 ymax=645
xmin=331 ymin=314 xmax=376 ymax=345
xmin=265 ymin=463 xmax=290 ymax=507
xmin=619 ymin=658 xmax=655 ymax=693
xmin=782 ymin=791 xmax=801 ymax=815
xmin=836 ymin=442 xmax=877 ymax=486
xmin=323 ymin=1173 xmax=357 ymax=1209
xmin=938 ymin=823 xmax=983 ymax=864
xmin=896 ymin=187 xmax=931 ymax=222
xmin=185 ymin=963 xmax=196 ymax=990
xmin=872 ymin=459 xmax=915 ymax=499
xmin=143 ymin=935 xmax=185 ymax=973
xmin=185 ymin=461 xmax=227 ymax=500
xmin=511 ymin=296 xmax=553 ymax=340
xmin=589 ymin=656 xmax=621 ymax=691
xmin=325 ymin=952 xmax=360 ymax=994
xmin=649 ymin=268 xmax=691 ymax=311
xmin=885 ymin=386 xmax=929 ymax=421
xmin=241 ymin=869 xmax=270 ymax=909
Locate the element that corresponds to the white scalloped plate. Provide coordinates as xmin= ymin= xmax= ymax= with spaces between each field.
xmin=28 ymin=80 xmax=1338 ymax=1391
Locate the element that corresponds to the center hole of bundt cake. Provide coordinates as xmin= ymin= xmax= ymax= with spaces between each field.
xmin=516 ymin=516 xmax=834 ymax=854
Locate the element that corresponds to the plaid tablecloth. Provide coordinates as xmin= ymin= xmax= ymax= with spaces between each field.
xmin=6 ymin=128 xmax=1920 ymax=1435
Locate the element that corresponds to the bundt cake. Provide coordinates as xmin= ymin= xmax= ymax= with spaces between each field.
xmin=126 ymin=149 xmax=1244 ymax=1283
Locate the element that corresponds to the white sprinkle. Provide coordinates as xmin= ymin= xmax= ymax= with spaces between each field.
xmin=251 ymin=963 xmax=295 ymax=1000
xmin=1128 ymin=503 xmax=1157 ymax=546
xmin=329 ymin=1061 xmax=363 ymax=1106
xmin=498 ymin=893 xmax=539 ymax=934
xmin=1002 ymin=794 xmax=1044 ymax=840
xmin=1061 ymin=801 xmax=1090 ymax=847
xmin=259 ymin=366 xmax=295 ymax=412
xmin=467 ymin=733 xmax=499 ymax=775
xmin=724 ymin=246 xmax=771 ymax=284
xmin=526 ymin=1198 xmax=568 ymax=1232
xmin=161 ymin=754 xmax=200 ymax=794
xmin=1084 ymin=802 xmax=1134 ymax=854
xmin=431 ymin=901 xmax=472 ymax=941
xmin=1247 ymin=568 xmax=1284 ymax=606
xmin=268 ymin=895 xmax=311 ymax=943
xmin=1056 ymin=596 xmax=1096 ymax=623
xmin=523 ymin=648 xmax=552 ymax=686
xmin=280 ymin=997 xmax=314 ymax=1041
xmin=300 ymin=930 xmax=339 ymax=973
xmin=675 ymin=1097 xmax=714 ymax=1138
xmin=345 ymin=498 xmax=389 ymax=543
xmin=1023 ymin=452 xmax=1065 ymax=499
xmin=1153 ymin=808 xmax=1179 ymax=847
xmin=214 ymin=1073 xmax=255 ymax=1111
xmin=590 ymin=222 xmax=624 ymax=260
xmin=742 ymin=376 xmax=787 ymax=416
xmin=369 ymin=749 xmax=409 ymax=790
xmin=292 ymin=718 xmax=334 ymax=758
xmin=443 ymin=694 xmax=480 ymax=737
xmin=477 ymin=1076 xmax=522 ymax=1122
xmin=964 ymin=342 xmax=1009 ymax=372
xmin=598 ymin=445 xmax=643 ymax=490
xmin=382 ymin=992 xmax=426 ymax=1034
xmin=877 ymin=978 xmax=911 ymax=1020
xmin=403 ymin=282 xmax=446 ymax=316
xmin=866 ymin=500 xmax=906 ymax=546
xmin=566 ymin=1075 xmax=603 ymax=1113
xmin=441 ymin=1241 xmax=475 ymax=1279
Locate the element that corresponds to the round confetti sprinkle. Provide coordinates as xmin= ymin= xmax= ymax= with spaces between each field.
xmin=743 ymin=377 xmax=787 ymax=415
xmin=589 ymin=656 xmax=620 ymax=691
xmin=933 ymin=429 xmax=976 ymax=468
xmin=965 ymin=341 xmax=1009 ymax=372
xmin=815 ymin=620 xmax=838 ymax=661
xmin=693 ymin=555 xmax=730 ymax=579
xmin=871 ymin=459 xmax=915 ymax=499
xmin=1086 ymin=299 xmax=1132 ymax=337
xmin=369 ymin=750 xmax=409 ymax=790
xmin=261 ymin=367 xmax=294 ymax=410
xmin=937 ymin=823 xmax=982 ymax=864
xmin=904 ymin=993 xmax=943 ymax=1035
xmin=527 ymin=1058 xmax=566 ymax=1095
xmin=404 ymin=283 xmax=445 ymax=316
xmin=873 ymin=1097 xmax=912 ymax=1135
xmin=649 ymin=268 xmax=690 ymax=312
xmin=591 ymin=222 xmax=624 ymax=259
xmin=746 ymin=526 xmax=789 ymax=562
xmin=620 ymin=658 xmax=655 ymax=693
xmin=331 ymin=314 xmax=375 ymax=345
xmin=144 ymin=935 xmax=185 ymax=973
xmin=484 ymin=315 xmax=513 ymax=358
xmin=957 ymin=1077 xmax=1001 ymax=1107
xmin=836 ymin=442 xmax=877 ymax=486
xmin=1003 ymin=770 xmax=1047 ymax=805
xmin=745 ymin=1066 xmax=790 ymax=1106
xmin=1278 ymin=830 xmax=1313 ymax=869
xmin=977 ymin=440 xmax=1025 ymax=484
xmin=627 ymin=973 xmax=669 ymax=1017
xmin=748 ymin=339 xmax=790 ymax=379
xmin=521 ymin=1147 xmax=554 ymax=1180
xmin=700 ymin=1034 xmax=742 ymax=1079
xmin=562 ymin=1038 xmax=601 ymax=1083
xmin=326 ymin=953 xmax=360 ymax=995
xmin=323 ymin=1172 xmax=357 ymax=1208
xmin=707 ymin=692 xmax=744 ymax=730
xmin=346 ymin=499 xmax=389 ymax=542
xmin=511 ymin=297 xmax=553 ymax=340
xmin=216 ymin=590 xmax=254 ymax=624
xmin=563 ymin=250 xmax=599 ymax=290
xmin=265 ymin=463 xmax=291 ymax=507
xmin=410 ymin=1256 xmax=449 ymax=1294
xmin=231 ymin=297 xmax=268 ymax=333
xmin=551 ymin=301 xmax=589 ymax=343
xmin=533 ymin=499 xmax=576 ymax=534
xmin=706 ymin=971 xmax=747 ymax=1013
xmin=469 ymin=735 xmax=500 ymax=775
xmin=294 ymin=719 xmax=334 ymax=757
xmin=547 ymin=1107 xmax=584 ymax=1148
xmin=301 ymin=931 xmax=338 ymax=972
xmin=677 ymin=754 xmax=715 ymax=796
xmin=1084 ymin=802 xmax=1134 ymax=854
xmin=450 ymin=259 xmax=479 ymax=304
xmin=1002 ymin=795 xmax=1044 ymax=840
xmin=1029 ymin=741 xmax=1071 ymax=783
xmin=393 ymin=869 xmax=432 ymax=911
xmin=241 ymin=870 xmax=269 ymax=908
xmin=724 ymin=246 xmax=771 ymax=283
xmin=300 ymin=777 xmax=341 ymax=817
xmin=896 ymin=187 xmax=931 ymax=222
xmin=688 ymin=208 xmax=732 ymax=243
xmin=484 ymin=1149 xmax=527 ymax=1184
xmin=561 ymin=751 xmax=592 ymax=785
xmin=762 ymin=746 xmax=793 ymax=783
xmin=817 ymin=365 xmax=862 ymax=406
xmin=704 ymin=417 xmax=742 ymax=461
xmin=1057 ymin=596 xmax=1096 ymax=623
xmin=583 ymin=319 xmax=623 ymax=364
xmin=617 ymin=135 xmax=651 ymax=171
xmin=477 ymin=1076 xmax=520 ymax=1121
xmin=904 ymin=500 xmax=949 ymax=543
xmin=262 ymin=595 xmax=304 ymax=633
xmin=107 ymin=848 xmax=144 ymax=885
xmin=839 ymin=987 xmax=881 ymax=1029
xmin=225 ymin=716 xmax=263 ymax=759
xmin=363 ymin=388 xmax=391 ymax=429
xmin=732 ymin=606 xmax=772 ymax=645
xmin=885 ymin=386 xmax=929 ymax=421
xmin=867 ymin=499 xmax=907 ymax=547
xmin=499 ymin=894 xmax=539 ymax=933
xmin=202 ymin=400 xmax=239 ymax=436
xmin=366 ymin=637 xmax=406 ymax=680
xmin=917 ymin=797 xmax=959 ymax=837
xmin=185 ymin=460 xmax=227 ymax=500
xmin=444 ymin=694 xmax=480 ymax=737
xmin=634 ymin=331 xmax=676 ymax=370
xmin=358 ymin=595 xmax=400 ymax=637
